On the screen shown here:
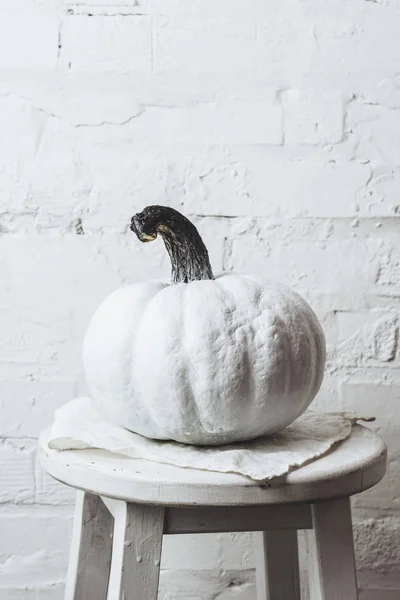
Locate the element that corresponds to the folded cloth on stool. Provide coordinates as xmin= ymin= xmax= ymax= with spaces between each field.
xmin=48 ymin=397 xmax=374 ymax=482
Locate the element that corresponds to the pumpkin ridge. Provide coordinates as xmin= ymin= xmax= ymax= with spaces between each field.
xmin=130 ymin=284 xmax=175 ymax=436
xmin=180 ymin=285 xmax=208 ymax=439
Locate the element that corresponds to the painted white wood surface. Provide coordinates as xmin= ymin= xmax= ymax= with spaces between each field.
xmin=65 ymin=491 xmax=114 ymax=600
xmin=64 ymin=496 xmax=360 ymax=600
xmin=306 ymin=498 xmax=359 ymax=600
xmin=50 ymin=428 xmax=387 ymax=600
xmin=254 ymin=530 xmax=301 ymax=600
xmin=108 ymin=502 xmax=164 ymax=600
xmin=164 ymin=504 xmax=312 ymax=533
xmin=99 ymin=497 xmax=312 ymax=534
xmin=39 ymin=425 xmax=387 ymax=506
xmin=64 ymin=491 xmax=85 ymax=600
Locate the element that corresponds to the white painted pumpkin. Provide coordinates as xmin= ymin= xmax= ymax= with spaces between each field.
xmin=83 ymin=206 xmax=326 ymax=446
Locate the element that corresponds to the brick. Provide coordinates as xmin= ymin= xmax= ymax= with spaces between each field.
xmin=126 ymin=101 xmax=282 ymax=145
xmin=0 ymin=585 xmax=64 ymax=600
xmin=157 ymin=14 xmax=256 ymax=39
xmin=153 ymin=17 xmax=262 ymax=75
xmin=308 ymin=374 xmax=340 ymax=413
xmin=161 ymin=533 xmax=253 ymax=571
xmin=256 ymin=12 xmax=316 ymax=84
xmin=0 ymin=13 xmax=59 ymax=69
xmin=120 ymin=0 xmax=277 ymax=17
xmin=35 ymin=465 xmax=77 ymax=506
xmin=0 ymin=234 xmax=162 ymax=311
xmin=340 ymin=379 xmax=400 ymax=426
xmin=184 ymin=156 xmax=371 ymax=217
xmin=375 ymin=249 xmax=400 ymax=297
xmin=0 ymin=305 xmax=74 ymax=377
xmin=153 ymin=10 xmax=314 ymax=81
xmin=227 ymin=229 xmax=380 ymax=297
xmin=282 ymin=88 xmax=345 ymax=145
xmin=356 ymin=168 xmax=400 ymax=217
xmin=193 ymin=99 xmax=283 ymax=144
xmin=0 ymin=506 xmax=72 ymax=562
xmin=0 ymin=95 xmax=48 ymax=213
xmin=311 ymin=2 xmax=400 ymax=78
xmin=0 ymin=73 xmax=146 ymax=126
xmin=4 ymin=0 xmax=64 ymax=9
xmin=353 ymin=426 xmax=400 ymax=511
xmin=60 ymin=15 xmax=152 ymax=73
xmin=83 ymin=150 xmax=187 ymax=232
xmin=162 ymin=535 xmax=226 ymax=571
xmin=348 ymin=103 xmax=400 ymax=165
xmin=159 ymin=569 xmax=255 ymax=600
xmin=19 ymin=120 xmax=90 ymax=230
xmin=331 ymin=311 xmax=399 ymax=369
xmin=6 ymin=69 xmax=275 ymax=120
xmin=0 ymin=506 xmax=72 ymax=587
xmin=219 ymin=533 xmax=254 ymax=570
xmin=45 ymin=77 xmax=143 ymax=127
xmin=354 ymin=516 xmax=400 ymax=573
xmin=0 ymin=440 xmax=35 ymax=503
xmin=0 ymin=381 xmax=77 ymax=438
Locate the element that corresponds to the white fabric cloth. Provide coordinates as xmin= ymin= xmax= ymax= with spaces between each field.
xmin=48 ymin=397 xmax=374 ymax=482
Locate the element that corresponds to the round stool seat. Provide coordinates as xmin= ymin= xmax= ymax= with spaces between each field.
xmin=39 ymin=424 xmax=386 ymax=506
xmin=40 ymin=425 xmax=387 ymax=600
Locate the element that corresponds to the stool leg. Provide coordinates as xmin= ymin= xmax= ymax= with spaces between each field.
xmin=306 ymin=498 xmax=359 ymax=600
xmin=254 ymin=530 xmax=301 ymax=600
xmin=108 ymin=502 xmax=165 ymax=600
xmin=65 ymin=491 xmax=114 ymax=600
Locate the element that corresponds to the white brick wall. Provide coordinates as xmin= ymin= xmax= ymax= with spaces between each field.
xmin=0 ymin=0 xmax=399 ymax=598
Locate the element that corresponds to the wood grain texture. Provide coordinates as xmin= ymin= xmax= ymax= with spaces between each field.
xmin=65 ymin=491 xmax=114 ymax=600
xmin=254 ymin=530 xmax=301 ymax=600
xmin=165 ymin=504 xmax=312 ymax=534
xmin=108 ymin=502 xmax=165 ymax=600
xmin=39 ymin=425 xmax=387 ymax=506
xmin=307 ymin=498 xmax=359 ymax=600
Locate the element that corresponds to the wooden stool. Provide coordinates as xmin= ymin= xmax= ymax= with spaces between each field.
xmin=39 ymin=424 xmax=387 ymax=600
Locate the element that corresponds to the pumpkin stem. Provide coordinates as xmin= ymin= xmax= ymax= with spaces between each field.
xmin=130 ymin=206 xmax=214 ymax=284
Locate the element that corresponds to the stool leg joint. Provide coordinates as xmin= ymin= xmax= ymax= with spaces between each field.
xmin=307 ymin=498 xmax=359 ymax=600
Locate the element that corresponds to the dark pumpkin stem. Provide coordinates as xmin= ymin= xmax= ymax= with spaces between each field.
xmin=130 ymin=206 xmax=214 ymax=284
